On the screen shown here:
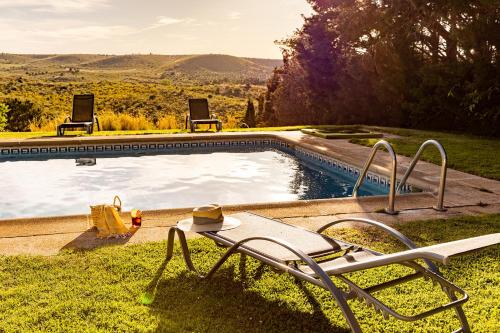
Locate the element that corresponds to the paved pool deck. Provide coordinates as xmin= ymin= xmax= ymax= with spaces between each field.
xmin=1 ymin=130 xmax=499 ymax=256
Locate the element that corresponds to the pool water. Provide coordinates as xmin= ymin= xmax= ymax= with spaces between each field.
xmin=0 ymin=149 xmax=387 ymax=219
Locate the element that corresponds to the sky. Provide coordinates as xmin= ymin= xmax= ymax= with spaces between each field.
xmin=0 ymin=0 xmax=313 ymax=59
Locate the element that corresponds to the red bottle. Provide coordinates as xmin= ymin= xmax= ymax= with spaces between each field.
xmin=131 ymin=209 xmax=142 ymax=227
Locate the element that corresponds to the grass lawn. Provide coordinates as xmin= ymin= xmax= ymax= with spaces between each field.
xmin=356 ymin=127 xmax=500 ymax=181
xmin=0 ymin=126 xmax=309 ymax=139
xmin=1 ymin=214 xmax=498 ymax=332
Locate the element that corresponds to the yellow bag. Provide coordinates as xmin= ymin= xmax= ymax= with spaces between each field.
xmin=90 ymin=196 xmax=131 ymax=238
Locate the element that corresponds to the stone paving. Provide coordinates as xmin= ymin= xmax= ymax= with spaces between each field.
xmin=1 ymin=131 xmax=499 ymax=256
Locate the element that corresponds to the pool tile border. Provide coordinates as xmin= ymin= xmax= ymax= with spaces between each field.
xmin=0 ymin=137 xmax=414 ymax=192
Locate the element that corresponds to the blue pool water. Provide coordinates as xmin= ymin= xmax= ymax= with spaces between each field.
xmin=0 ymin=148 xmax=389 ymax=219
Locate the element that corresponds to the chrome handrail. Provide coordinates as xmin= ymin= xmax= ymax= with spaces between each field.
xmin=396 ymin=140 xmax=447 ymax=211
xmin=352 ymin=140 xmax=398 ymax=215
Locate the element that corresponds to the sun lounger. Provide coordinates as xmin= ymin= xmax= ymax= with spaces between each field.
xmin=57 ymin=94 xmax=100 ymax=136
xmin=164 ymin=212 xmax=500 ymax=333
xmin=185 ymin=98 xmax=222 ymax=132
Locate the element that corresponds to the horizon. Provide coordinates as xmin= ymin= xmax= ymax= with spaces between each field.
xmin=0 ymin=0 xmax=312 ymax=59
xmin=0 ymin=52 xmax=283 ymax=61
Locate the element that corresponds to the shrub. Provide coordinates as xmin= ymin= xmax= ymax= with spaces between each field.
xmin=4 ymin=98 xmax=43 ymax=131
xmin=0 ymin=103 xmax=8 ymax=131
xmin=244 ymin=99 xmax=256 ymax=127
xmin=99 ymin=113 xmax=154 ymax=131
xmin=224 ymin=115 xmax=239 ymax=129
xmin=157 ymin=115 xmax=179 ymax=130
xmin=29 ymin=115 xmax=66 ymax=132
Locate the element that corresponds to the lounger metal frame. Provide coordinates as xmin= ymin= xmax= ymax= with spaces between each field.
xmin=57 ymin=94 xmax=100 ymax=136
xmin=185 ymin=98 xmax=222 ymax=132
xmin=164 ymin=216 xmax=471 ymax=333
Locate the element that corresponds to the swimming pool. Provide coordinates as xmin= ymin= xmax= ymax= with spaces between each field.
xmin=0 ymin=140 xmax=414 ymax=219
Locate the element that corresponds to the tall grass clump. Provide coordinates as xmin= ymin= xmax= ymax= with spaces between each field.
xmin=157 ymin=115 xmax=179 ymax=129
xmin=224 ymin=115 xmax=240 ymax=129
xmin=29 ymin=115 xmax=66 ymax=132
xmin=99 ymin=113 xmax=154 ymax=131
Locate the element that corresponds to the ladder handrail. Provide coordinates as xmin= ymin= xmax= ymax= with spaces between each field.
xmin=352 ymin=140 xmax=398 ymax=215
xmin=396 ymin=139 xmax=447 ymax=211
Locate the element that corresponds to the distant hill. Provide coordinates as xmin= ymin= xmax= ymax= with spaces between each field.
xmin=34 ymin=54 xmax=108 ymax=65
xmin=82 ymin=54 xmax=181 ymax=69
xmin=0 ymin=53 xmax=50 ymax=64
xmin=244 ymin=58 xmax=283 ymax=68
xmin=0 ymin=53 xmax=282 ymax=82
xmin=161 ymin=54 xmax=281 ymax=82
xmin=165 ymin=54 xmax=262 ymax=73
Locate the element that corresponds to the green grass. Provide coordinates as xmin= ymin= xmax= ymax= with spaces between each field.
xmin=0 ymin=126 xmax=311 ymax=139
xmin=1 ymin=214 xmax=499 ymax=332
xmin=353 ymin=127 xmax=500 ymax=180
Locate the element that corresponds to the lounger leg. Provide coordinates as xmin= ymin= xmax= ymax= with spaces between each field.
xmin=325 ymin=285 xmax=362 ymax=332
xmin=95 ymin=117 xmax=101 ymax=131
xmin=167 ymin=232 xmax=363 ymax=332
xmin=447 ymin=291 xmax=471 ymax=332
xmin=424 ymin=265 xmax=470 ymax=332
xmin=200 ymin=236 xmax=364 ymax=332
xmin=165 ymin=227 xmax=177 ymax=261
xmin=164 ymin=227 xmax=197 ymax=271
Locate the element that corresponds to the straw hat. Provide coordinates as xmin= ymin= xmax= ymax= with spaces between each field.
xmin=177 ymin=204 xmax=241 ymax=232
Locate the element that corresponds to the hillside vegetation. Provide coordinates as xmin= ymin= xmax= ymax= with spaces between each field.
xmin=0 ymin=53 xmax=280 ymax=131
xmin=0 ymin=53 xmax=281 ymax=83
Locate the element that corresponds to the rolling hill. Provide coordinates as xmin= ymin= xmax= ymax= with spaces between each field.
xmin=0 ymin=53 xmax=282 ymax=82
xmin=81 ymin=54 xmax=181 ymax=69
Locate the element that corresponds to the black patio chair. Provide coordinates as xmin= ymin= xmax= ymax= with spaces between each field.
xmin=185 ymin=98 xmax=222 ymax=133
xmin=57 ymin=94 xmax=100 ymax=136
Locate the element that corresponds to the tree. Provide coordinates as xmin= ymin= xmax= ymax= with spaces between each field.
xmin=4 ymin=98 xmax=43 ymax=132
xmin=264 ymin=0 xmax=500 ymax=135
xmin=244 ymin=99 xmax=256 ymax=128
xmin=0 ymin=103 xmax=8 ymax=131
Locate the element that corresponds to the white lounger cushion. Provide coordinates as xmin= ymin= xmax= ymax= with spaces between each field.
xmin=301 ymin=233 xmax=500 ymax=276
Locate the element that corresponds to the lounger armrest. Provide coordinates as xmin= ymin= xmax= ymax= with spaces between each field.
xmin=316 ymin=217 xmax=436 ymax=270
xmin=321 ymin=233 xmax=500 ymax=275
xmin=317 ymin=218 xmax=419 ymax=250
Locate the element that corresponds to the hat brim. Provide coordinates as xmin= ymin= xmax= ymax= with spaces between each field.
xmin=177 ymin=216 xmax=241 ymax=232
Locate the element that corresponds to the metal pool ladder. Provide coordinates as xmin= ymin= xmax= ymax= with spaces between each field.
xmin=352 ymin=140 xmax=398 ymax=215
xmin=352 ymin=139 xmax=448 ymax=214
xmin=396 ymin=140 xmax=448 ymax=211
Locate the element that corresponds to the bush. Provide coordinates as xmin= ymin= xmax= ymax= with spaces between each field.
xmin=0 ymin=103 xmax=8 ymax=131
xmin=157 ymin=115 xmax=179 ymax=130
xmin=224 ymin=115 xmax=239 ymax=129
xmin=99 ymin=113 xmax=154 ymax=131
xmin=29 ymin=115 xmax=66 ymax=132
xmin=244 ymin=99 xmax=256 ymax=127
xmin=3 ymin=98 xmax=43 ymax=132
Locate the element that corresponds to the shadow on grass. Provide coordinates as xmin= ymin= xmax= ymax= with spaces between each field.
xmin=143 ymin=255 xmax=349 ymax=333
xmin=61 ymin=227 xmax=139 ymax=252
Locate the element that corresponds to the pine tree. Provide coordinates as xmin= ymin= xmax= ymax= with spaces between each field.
xmin=244 ymin=99 xmax=256 ymax=128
